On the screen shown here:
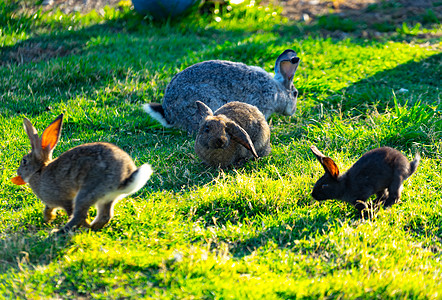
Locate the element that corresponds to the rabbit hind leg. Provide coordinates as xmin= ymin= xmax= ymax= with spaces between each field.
xmin=90 ymin=200 xmax=115 ymax=231
xmin=90 ymin=192 xmax=127 ymax=231
xmin=384 ymin=177 xmax=404 ymax=208
xmin=57 ymin=188 xmax=103 ymax=234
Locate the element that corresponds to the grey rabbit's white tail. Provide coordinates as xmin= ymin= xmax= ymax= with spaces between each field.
xmin=143 ymin=103 xmax=172 ymax=128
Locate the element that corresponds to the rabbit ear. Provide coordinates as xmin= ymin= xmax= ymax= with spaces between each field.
xmin=225 ymin=121 xmax=258 ymax=158
xmin=196 ymin=101 xmax=213 ymax=118
xmin=322 ymin=157 xmax=339 ymax=179
xmin=275 ymin=49 xmax=300 ymax=89
xmin=310 ymin=146 xmax=339 ymax=179
xmin=41 ymin=114 xmax=63 ymax=155
xmin=310 ymin=145 xmax=326 ymax=160
xmin=23 ymin=117 xmax=43 ymax=157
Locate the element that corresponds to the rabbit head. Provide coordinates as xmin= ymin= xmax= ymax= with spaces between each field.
xmin=196 ymin=101 xmax=258 ymax=158
xmin=310 ymin=146 xmax=345 ymax=201
xmin=14 ymin=114 xmax=63 ymax=185
xmin=274 ymin=49 xmax=300 ymax=116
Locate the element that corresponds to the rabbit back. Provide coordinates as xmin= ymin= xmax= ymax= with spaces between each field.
xmin=163 ymin=60 xmax=287 ymax=132
xmin=347 ymin=147 xmax=414 ymax=188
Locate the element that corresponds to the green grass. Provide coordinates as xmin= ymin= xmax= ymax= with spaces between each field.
xmin=1 ymin=0 xmax=442 ymax=298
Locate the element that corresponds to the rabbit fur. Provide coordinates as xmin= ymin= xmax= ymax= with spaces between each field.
xmin=195 ymin=101 xmax=271 ymax=168
xmin=13 ymin=114 xmax=153 ymax=234
xmin=310 ymin=146 xmax=420 ymax=212
xmin=144 ymin=49 xmax=300 ymax=132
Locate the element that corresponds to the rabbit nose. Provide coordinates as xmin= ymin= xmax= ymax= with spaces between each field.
xmin=291 ymin=57 xmax=300 ymax=64
xmin=214 ymin=137 xmax=228 ymax=149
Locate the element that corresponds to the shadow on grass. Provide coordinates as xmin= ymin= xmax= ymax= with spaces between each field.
xmin=331 ymin=52 xmax=442 ymax=112
xmin=0 ymin=237 xmax=164 ymax=297
xmin=0 ymin=31 xmax=254 ymax=119
xmin=274 ymin=52 xmax=441 ymax=155
xmin=0 ymin=232 xmax=72 ymax=274
xmin=32 ymin=261 xmax=164 ymax=297
xmin=228 ymin=212 xmax=334 ymax=258
xmin=322 ymin=53 xmax=441 ymax=150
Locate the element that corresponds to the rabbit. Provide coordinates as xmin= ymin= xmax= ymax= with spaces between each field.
xmin=143 ymin=49 xmax=300 ymax=133
xmin=11 ymin=114 xmax=153 ymax=234
xmin=194 ymin=101 xmax=271 ymax=168
xmin=310 ymin=146 xmax=420 ymax=212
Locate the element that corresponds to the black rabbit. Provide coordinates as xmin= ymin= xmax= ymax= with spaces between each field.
xmin=310 ymin=146 xmax=420 ymax=212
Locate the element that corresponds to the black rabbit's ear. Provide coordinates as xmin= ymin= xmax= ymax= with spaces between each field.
xmin=196 ymin=101 xmax=213 ymax=118
xmin=275 ymin=49 xmax=300 ymax=89
xmin=226 ymin=121 xmax=258 ymax=158
xmin=310 ymin=146 xmax=339 ymax=179
xmin=322 ymin=157 xmax=339 ymax=179
xmin=310 ymin=145 xmax=325 ymax=160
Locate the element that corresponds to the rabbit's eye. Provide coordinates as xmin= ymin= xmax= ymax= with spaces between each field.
xmin=204 ymin=125 xmax=210 ymax=133
xmin=22 ymin=158 xmax=28 ymax=165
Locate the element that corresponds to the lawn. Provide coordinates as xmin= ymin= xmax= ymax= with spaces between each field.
xmin=1 ymin=0 xmax=442 ymax=298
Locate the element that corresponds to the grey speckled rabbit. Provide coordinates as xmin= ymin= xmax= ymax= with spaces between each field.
xmin=144 ymin=49 xmax=300 ymax=132
xmin=195 ymin=101 xmax=271 ymax=168
xmin=11 ymin=114 xmax=153 ymax=234
xmin=310 ymin=146 xmax=420 ymax=212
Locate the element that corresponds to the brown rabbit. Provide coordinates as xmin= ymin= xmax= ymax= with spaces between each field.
xmin=12 ymin=114 xmax=153 ymax=234
xmin=310 ymin=146 xmax=420 ymax=212
xmin=194 ymin=101 xmax=271 ymax=168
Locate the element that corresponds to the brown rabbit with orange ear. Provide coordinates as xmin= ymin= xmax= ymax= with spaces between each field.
xmin=12 ymin=114 xmax=153 ymax=234
xmin=310 ymin=146 xmax=420 ymax=212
